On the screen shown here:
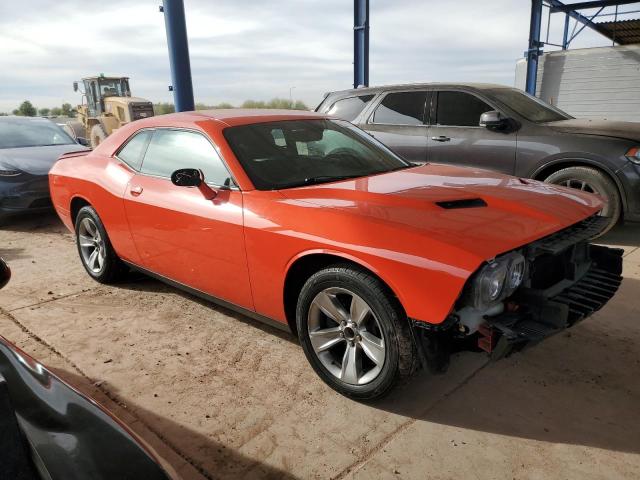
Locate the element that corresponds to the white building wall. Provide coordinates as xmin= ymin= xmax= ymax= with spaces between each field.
xmin=514 ymin=45 xmax=640 ymax=122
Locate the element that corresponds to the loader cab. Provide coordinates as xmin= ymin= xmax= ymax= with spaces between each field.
xmin=79 ymin=76 xmax=131 ymax=117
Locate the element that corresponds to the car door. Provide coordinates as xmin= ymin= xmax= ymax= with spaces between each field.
xmin=122 ymin=128 xmax=253 ymax=310
xmin=427 ymin=90 xmax=517 ymax=174
xmin=361 ymin=90 xmax=430 ymax=163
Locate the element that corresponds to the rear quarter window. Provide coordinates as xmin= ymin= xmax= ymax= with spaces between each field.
xmin=323 ymin=95 xmax=375 ymax=121
xmin=116 ymin=130 xmax=153 ymax=170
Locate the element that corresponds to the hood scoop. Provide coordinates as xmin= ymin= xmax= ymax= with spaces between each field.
xmin=436 ymin=198 xmax=487 ymax=209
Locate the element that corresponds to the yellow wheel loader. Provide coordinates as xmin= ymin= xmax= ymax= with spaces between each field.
xmin=65 ymin=75 xmax=154 ymax=148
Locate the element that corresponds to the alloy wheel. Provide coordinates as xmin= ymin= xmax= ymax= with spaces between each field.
xmin=78 ymin=217 xmax=106 ymax=273
xmin=560 ymin=178 xmax=611 ymax=216
xmin=307 ymin=287 xmax=386 ymax=385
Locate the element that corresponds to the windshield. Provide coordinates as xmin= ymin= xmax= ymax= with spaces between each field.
xmin=488 ymin=88 xmax=572 ymax=123
xmin=0 ymin=119 xmax=76 ymax=149
xmin=223 ymin=119 xmax=410 ymax=190
xmin=99 ymin=78 xmax=130 ymax=98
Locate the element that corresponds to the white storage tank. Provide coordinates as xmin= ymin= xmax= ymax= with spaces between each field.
xmin=515 ymin=44 xmax=640 ymax=122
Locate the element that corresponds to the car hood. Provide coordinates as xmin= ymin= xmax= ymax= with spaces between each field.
xmin=280 ymin=164 xmax=603 ymax=261
xmin=0 ymin=144 xmax=89 ymax=175
xmin=545 ymin=118 xmax=640 ymax=142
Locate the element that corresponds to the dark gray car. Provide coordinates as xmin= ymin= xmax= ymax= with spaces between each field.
xmin=316 ymin=83 xmax=640 ymax=233
xmin=0 ymin=116 xmax=88 ymax=221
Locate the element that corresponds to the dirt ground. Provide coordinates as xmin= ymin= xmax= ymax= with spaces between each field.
xmin=1 ymin=212 xmax=639 ymax=480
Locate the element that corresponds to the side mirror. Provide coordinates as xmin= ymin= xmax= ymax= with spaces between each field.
xmin=0 ymin=258 xmax=11 ymax=290
xmin=77 ymin=137 xmax=89 ymax=147
xmin=171 ymin=168 xmax=219 ymax=199
xmin=479 ymin=110 xmax=506 ymax=129
xmin=171 ymin=168 xmax=203 ymax=187
xmin=73 ymin=81 xmax=79 ymax=92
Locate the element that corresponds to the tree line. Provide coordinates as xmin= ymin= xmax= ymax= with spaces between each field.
xmin=153 ymin=97 xmax=309 ymax=115
xmin=0 ymin=100 xmax=76 ymax=117
xmin=1 ymin=97 xmax=310 ymax=117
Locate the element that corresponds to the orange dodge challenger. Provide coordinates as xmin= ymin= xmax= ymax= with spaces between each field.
xmin=49 ymin=110 xmax=623 ymax=399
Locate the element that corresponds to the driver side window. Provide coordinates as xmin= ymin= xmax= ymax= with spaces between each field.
xmin=435 ymin=91 xmax=493 ymax=127
xmin=140 ymin=129 xmax=232 ymax=186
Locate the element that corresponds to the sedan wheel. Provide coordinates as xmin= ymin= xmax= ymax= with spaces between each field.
xmin=297 ymin=265 xmax=416 ymax=400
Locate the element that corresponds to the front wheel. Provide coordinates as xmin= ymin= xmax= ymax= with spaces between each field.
xmin=90 ymin=124 xmax=107 ymax=149
xmin=545 ymin=166 xmax=621 ymax=237
xmin=296 ymin=265 xmax=416 ymax=400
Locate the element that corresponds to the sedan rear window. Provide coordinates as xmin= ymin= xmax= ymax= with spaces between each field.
xmin=224 ymin=119 xmax=409 ymax=190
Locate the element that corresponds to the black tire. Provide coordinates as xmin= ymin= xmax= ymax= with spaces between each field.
xmin=545 ymin=166 xmax=621 ymax=236
xmin=75 ymin=206 xmax=126 ymax=283
xmin=90 ymin=124 xmax=107 ymax=149
xmin=296 ymin=265 xmax=417 ymax=400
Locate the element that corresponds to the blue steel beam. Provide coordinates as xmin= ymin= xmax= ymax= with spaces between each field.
xmin=161 ymin=0 xmax=195 ymax=112
xmin=549 ymin=0 xmax=638 ymax=12
xmin=526 ymin=0 xmax=544 ymax=95
xmin=353 ymin=0 xmax=369 ymax=88
xmin=547 ymin=0 xmax=633 ymax=41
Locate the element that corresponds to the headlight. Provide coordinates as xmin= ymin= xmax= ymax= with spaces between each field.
xmin=625 ymin=147 xmax=640 ymax=165
xmin=468 ymin=251 xmax=526 ymax=310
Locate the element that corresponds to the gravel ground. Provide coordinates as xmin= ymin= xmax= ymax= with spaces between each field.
xmin=1 ymin=212 xmax=639 ymax=479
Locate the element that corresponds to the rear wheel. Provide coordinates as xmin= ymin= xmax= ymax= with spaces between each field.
xmin=90 ymin=124 xmax=107 ymax=149
xmin=75 ymin=206 xmax=126 ymax=283
xmin=544 ymin=166 xmax=621 ymax=236
xmin=296 ymin=265 xmax=416 ymax=400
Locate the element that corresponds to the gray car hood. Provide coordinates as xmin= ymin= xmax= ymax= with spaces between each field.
xmin=545 ymin=119 xmax=640 ymax=142
xmin=0 ymin=144 xmax=88 ymax=176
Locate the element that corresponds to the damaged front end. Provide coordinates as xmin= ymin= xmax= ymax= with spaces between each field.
xmin=413 ymin=214 xmax=623 ymax=370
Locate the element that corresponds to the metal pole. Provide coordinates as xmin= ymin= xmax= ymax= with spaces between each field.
xmin=160 ymin=0 xmax=195 ymax=112
xmin=353 ymin=0 xmax=369 ymax=88
xmin=562 ymin=13 xmax=570 ymax=49
xmin=525 ymin=0 xmax=543 ymax=95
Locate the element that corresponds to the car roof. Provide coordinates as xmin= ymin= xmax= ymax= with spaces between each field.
xmin=0 ymin=116 xmax=59 ymax=125
xmin=323 ymin=82 xmax=511 ymax=98
xmin=134 ymin=109 xmax=330 ymax=128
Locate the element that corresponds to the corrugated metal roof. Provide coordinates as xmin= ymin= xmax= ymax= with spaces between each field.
xmin=596 ymin=18 xmax=640 ymax=45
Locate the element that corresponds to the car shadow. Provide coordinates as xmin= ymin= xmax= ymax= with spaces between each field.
xmin=0 ymin=211 xmax=66 ymax=235
xmin=114 ymin=271 xmax=298 ymax=345
xmin=600 ymin=222 xmax=640 ymax=248
xmin=370 ymin=277 xmax=640 ymax=455
xmin=47 ymin=369 xmax=299 ymax=480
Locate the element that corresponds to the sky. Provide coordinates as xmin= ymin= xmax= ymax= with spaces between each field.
xmin=0 ymin=0 xmax=633 ymax=113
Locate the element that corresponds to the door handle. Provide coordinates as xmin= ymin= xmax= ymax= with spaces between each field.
xmin=431 ymin=136 xmax=451 ymax=142
xmin=130 ymin=185 xmax=143 ymax=196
